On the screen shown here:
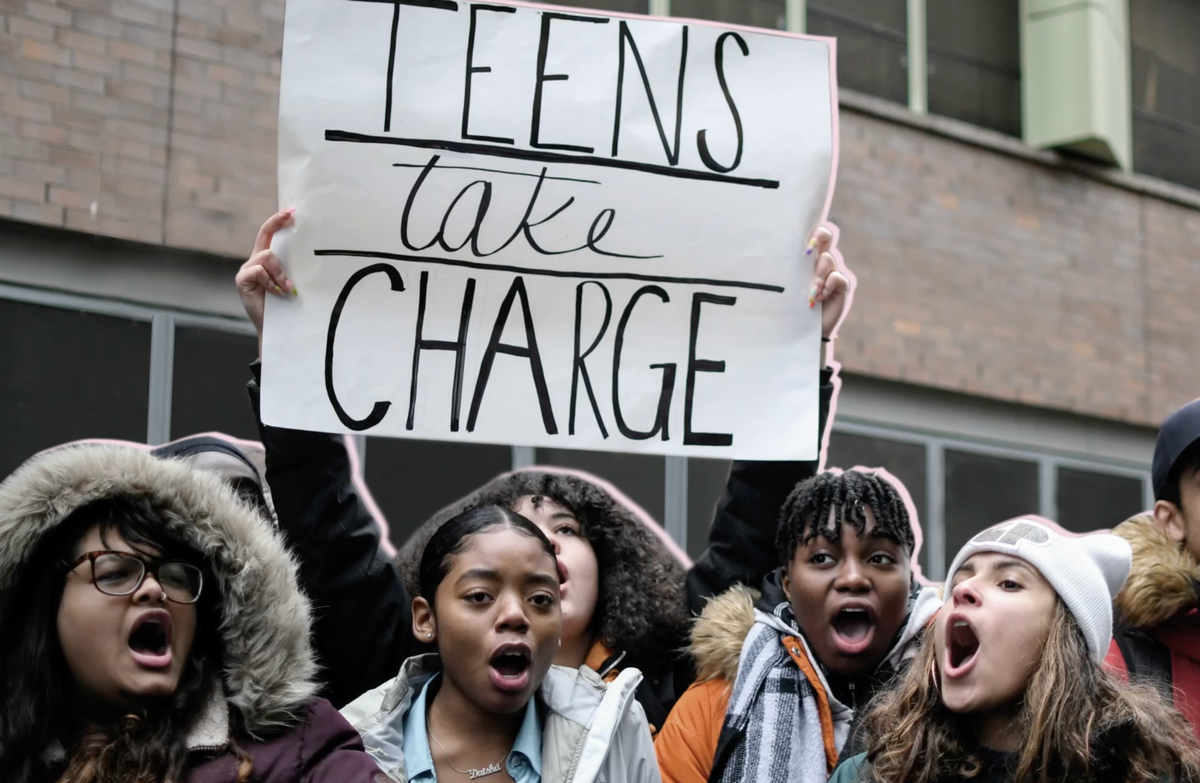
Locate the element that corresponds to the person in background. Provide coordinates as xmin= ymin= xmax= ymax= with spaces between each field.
xmin=0 ymin=444 xmax=383 ymax=783
xmin=655 ymin=470 xmax=940 ymax=783
xmin=1106 ymin=397 xmax=1200 ymax=739
xmin=832 ymin=516 xmax=1200 ymax=783
xmin=341 ymin=504 xmax=659 ymax=782
xmin=234 ymin=209 xmax=852 ymax=722
xmin=151 ymin=434 xmax=276 ymax=521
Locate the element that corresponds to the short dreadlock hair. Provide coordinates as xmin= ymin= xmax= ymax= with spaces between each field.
xmin=775 ymin=470 xmax=916 ymax=565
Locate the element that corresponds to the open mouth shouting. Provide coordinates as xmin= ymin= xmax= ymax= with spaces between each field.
xmin=944 ymin=613 xmax=980 ymax=679
xmin=830 ymin=602 xmax=877 ymax=655
xmin=128 ymin=610 xmax=174 ymax=669
xmin=488 ymin=643 xmax=533 ymax=692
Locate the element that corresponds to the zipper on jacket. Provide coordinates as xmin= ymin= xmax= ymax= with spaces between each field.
xmin=597 ymin=650 xmax=627 ymax=679
xmin=848 ymin=680 xmax=856 ymax=709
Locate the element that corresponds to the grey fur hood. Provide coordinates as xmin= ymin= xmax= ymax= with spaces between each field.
xmin=0 ymin=444 xmax=318 ymax=735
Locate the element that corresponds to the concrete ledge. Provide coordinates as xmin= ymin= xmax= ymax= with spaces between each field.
xmin=0 ymin=218 xmax=245 ymax=319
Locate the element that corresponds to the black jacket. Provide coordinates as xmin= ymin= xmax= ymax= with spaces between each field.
xmin=247 ymin=362 xmax=834 ymax=714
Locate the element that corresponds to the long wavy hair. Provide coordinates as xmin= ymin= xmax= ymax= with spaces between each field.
xmin=0 ymin=496 xmax=250 ymax=783
xmin=861 ymin=599 xmax=1200 ymax=783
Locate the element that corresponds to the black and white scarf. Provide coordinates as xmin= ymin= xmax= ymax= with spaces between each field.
xmin=713 ymin=603 xmax=850 ymax=783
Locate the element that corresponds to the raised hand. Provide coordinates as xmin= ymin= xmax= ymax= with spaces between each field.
xmin=236 ymin=209 xmax=298 ymax=340
xmin=805 ymin=224 xmax=852 ymax=340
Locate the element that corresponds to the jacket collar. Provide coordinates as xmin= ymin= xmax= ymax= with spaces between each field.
xmin=187 ymin=684 xmax=232 ymax=750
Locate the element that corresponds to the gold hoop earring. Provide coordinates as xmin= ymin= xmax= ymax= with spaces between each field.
xmin=929 ymin=657 xmax=941 ymax=697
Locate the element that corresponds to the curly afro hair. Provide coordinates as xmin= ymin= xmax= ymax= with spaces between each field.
xmin=776 ymin=470 xmax=915 ymax=565
xmin=396 ymin=470 xmax=690 ymax=675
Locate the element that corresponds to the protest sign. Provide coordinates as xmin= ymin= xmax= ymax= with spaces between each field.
xmin=264 ymin=0 xmax=838 ymax=460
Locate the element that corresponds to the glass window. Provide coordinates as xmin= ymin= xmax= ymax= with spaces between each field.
xmin=1057 ymin=467 xmax=1146 ymax=533
xmin=365 ymin=438 xmax=513 ymax=551
xmin=944 ymin=449 xmax=1039 ymax=562
xmin=827 ymin=431 xmax=929 ymax=573
xmin=171 ymin=326 xmax=260 ymax=441
xmin=672 ymin=0 xmax=785 ymax=29
xmin=1131 ymin=0 xmax=1200 ymax=190
xmin=546 ymin=0 xmax=648 ymax=12
xmin=808 ymin=0 xmax=907 ymax=105
xmin=535 ymin=448 xmax=666 ymax=525
xmin=926 ymin=0 xmax=1020 ymax=137
xmin=687 ymin=457 xmax=732 ymax=560
xmin=0 ymin=299 xmax=151 ymax=479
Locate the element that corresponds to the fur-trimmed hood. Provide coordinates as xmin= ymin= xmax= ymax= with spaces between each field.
xmin=0 ymin=444 xmax=317 ymax=735
xmin=395 ymin=467 xmax=690 ymax=670
xmin=1113 ymin=513 xmax=1200 ymax=630
xmin=691 ymin=584 xmax=760 ymax=684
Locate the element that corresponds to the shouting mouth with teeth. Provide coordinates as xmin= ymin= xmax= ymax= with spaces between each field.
xmin=830 ymin=604 xmax=878 ymax=655
xmin=488 ymin=643 xmax=533 ymax=693
xmin=128 ymin=610 xmax=176 ymax=669
xmin=944 ymin=614 xmax=980 ymax=677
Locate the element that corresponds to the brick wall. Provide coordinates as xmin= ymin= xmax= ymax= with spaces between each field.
xmin=831 ymin=109 xmax=1200 ymax=427
xmin=1 ymin=1 xmax=1197 ymax=427
xmin=0 ymin=0 xmax=281 ymax=253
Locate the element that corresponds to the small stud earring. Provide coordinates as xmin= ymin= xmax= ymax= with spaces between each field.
xmin=427 ymin=632 xmax=433 ymax=640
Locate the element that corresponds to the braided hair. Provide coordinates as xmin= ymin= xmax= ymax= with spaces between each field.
xmin=775 ymin=470 xmax=915 ymax=565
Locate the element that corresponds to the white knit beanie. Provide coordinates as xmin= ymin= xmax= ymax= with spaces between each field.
xmin=944 ymin=515 xmax=1132 ymax=661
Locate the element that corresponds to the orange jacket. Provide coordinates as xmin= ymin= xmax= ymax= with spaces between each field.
xmin=655 ymin=677 xmax=729 ymax=783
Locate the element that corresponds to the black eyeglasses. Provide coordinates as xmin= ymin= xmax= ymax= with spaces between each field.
xmin=64 ymin=551 xmax=204 ymax=604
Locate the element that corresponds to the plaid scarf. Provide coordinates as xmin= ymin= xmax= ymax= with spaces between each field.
xmin=713 ymin=603 xmax=851 ymax=783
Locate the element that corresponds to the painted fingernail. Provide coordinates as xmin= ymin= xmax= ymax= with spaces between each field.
xmin=805 ymin=237 xmax=817 ymax=256
xmin=291 ymin=287 xmax=299 ymax=297
xmin=274 ymin=285 xmax=282 ymax=294
xmin=285 ymin=206 xmax=297 ymax=215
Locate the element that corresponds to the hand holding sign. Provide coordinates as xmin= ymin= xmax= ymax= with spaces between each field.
xmin=237 ymin=209 xmax=299 ymax=341
xmin=806 ymin=225 xmax=851 ymax=340
xmin=263 ymin=0 xmax=839 ymax=459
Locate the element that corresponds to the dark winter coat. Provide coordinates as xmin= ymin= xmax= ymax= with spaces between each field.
xmin=0 ymin=444 xmax=384 ymax=783
xmin=246 ymin=361 xmax=835 ymax=720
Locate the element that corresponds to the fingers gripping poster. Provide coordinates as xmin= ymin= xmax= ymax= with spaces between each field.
xmin=265 ymin=0 xmax=838 ymax=460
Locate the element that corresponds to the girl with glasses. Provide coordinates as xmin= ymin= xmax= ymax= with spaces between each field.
xmin=0 ymin=444 xmax=385 ymax=783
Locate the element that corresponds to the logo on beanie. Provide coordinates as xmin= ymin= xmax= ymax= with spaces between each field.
xmin=971 ymin=520 xmax=1050 ymax=547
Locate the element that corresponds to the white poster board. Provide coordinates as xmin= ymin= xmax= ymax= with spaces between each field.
xmin=265 ymin=0 xmax=837 ymax=460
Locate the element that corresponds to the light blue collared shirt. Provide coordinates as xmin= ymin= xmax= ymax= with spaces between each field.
xmin=403 ymin=674 xmax=542 ymax=783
